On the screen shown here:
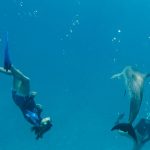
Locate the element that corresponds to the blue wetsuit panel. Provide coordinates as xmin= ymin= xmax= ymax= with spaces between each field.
xmin=24 ymin=110 xmax=40 ymax=126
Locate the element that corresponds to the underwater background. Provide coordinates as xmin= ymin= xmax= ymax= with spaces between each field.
xmin=0 ymin=0 xmax=150 ymax=150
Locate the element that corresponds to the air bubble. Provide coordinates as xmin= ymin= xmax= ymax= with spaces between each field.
xmin=118 ymin=29 xmax=121 ymax=33
xmin=113 ymin=58 xmax=116 ymax=63
xmin=33 ymin=10 xmax=38 ymax=16
xmin=20 ymin=1 xmax=23 ymax=7
xmin=112 ymin=37 xmax=117 ymax=42
xmin=70 ymin=29 xmax=73 ymax=33
xmin=65 ymin=34 xmax=69 ymax=37
xmin=75 ymin=20 xmax=79 ymax=25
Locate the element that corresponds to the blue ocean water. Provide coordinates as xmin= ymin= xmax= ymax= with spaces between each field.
xmin=0 ymin=0 xmax=150 ymax=150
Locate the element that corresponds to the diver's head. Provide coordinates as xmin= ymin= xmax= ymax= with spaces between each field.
xmin=40 ymin=117 xmax=52 ymax=134
xmin=32 ymin=117 xmax=52 ymax=140
xmin=41 ymin=117 xmax=52 ymax=126
xmin=34 ymin=117 xmax=52 ymax=140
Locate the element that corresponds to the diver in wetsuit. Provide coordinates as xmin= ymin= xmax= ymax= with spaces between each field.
xmin=114 ymin=113 xmax=150 ymax=150
xmin=0 ymin=35 xmax=52 ymax=139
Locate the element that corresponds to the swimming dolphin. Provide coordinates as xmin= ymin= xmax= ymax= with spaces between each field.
xmin=111 ymin=66 xmax=150 ymax=142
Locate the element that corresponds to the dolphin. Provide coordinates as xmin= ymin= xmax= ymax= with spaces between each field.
xmin=111 ymin=66 xmax=150 ymax=142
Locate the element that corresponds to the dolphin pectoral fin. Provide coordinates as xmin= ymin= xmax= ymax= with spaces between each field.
xmin=111 ymin=72 xmax=123 ymax=80
xmin=4 ymin=32 xmax=11 ymax=71
xmin=111 ymin=123 xmax=137 ymax=143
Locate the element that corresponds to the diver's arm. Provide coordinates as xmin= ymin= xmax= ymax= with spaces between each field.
xmin=0 ymin=67 xmax=12 ymax=75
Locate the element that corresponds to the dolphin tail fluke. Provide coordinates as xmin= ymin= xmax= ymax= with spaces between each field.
xmin=111 ymin=123 xmax=137 ymax=142
xmin=4 ymin=32 xmax=11 ymax=71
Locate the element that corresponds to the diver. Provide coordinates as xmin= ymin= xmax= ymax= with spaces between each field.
xmin=113 ymin=113 xmax=150 ymax=150
xmin=0 ymin=35 xmax=52 ymax=139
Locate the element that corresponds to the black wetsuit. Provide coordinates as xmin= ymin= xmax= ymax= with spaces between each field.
xmin=12 ymin=90 xmax=41 ymax=127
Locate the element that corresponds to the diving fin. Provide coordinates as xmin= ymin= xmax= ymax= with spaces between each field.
xmin=111 ymin=123 xmax=137 ymax=142
xmin=4 ymin=32 xmax=11 ymax=71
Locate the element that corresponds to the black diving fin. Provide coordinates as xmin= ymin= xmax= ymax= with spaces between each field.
xmin=111 ymin=123 xmax=137 ymax=143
